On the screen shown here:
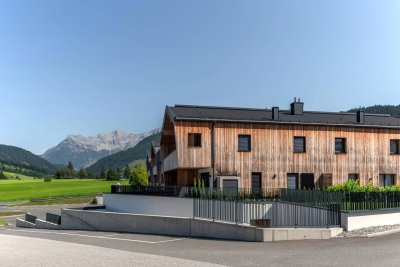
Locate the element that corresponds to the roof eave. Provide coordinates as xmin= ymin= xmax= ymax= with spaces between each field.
xmin=173 ymin=117 xmax=400 ymax=130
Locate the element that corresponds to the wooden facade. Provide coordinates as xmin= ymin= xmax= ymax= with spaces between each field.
xmin=160 ymin=106 xmax=400 ymax=189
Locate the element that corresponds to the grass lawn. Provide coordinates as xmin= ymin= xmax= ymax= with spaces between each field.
xmin=0 ymin=179 xmax=128 ymax=202
xmin=0 ymin=220 xmax=8 ymax=226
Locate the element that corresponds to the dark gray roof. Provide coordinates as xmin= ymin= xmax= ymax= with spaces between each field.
xmin=166 ymin=105 xmax=400 ymax=129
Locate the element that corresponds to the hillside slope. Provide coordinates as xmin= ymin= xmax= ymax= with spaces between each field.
xmin=0 ymin=144 xmax=56 ymax=174
xmin=347 ymin=105 xmax=400 ymax=116
xmin=86 ymin=132 xmax=161 ymax=174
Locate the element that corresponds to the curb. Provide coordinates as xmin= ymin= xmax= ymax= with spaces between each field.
xmin=367 ymin=229 xmax=400 ymax=238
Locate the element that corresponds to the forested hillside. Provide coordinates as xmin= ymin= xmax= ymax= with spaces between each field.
xmin=348 ymin=105 xmax=400 ymax=116
xmin=0 ymin=144 xmax=56 ymax=175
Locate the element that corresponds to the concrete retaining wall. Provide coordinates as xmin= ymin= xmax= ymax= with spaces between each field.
xmin=103 ymin=194 xmax=194 ymax=217
xmin=16 ymin=218 xmax=35 ymax=228
xmin=35 ymin=219 xmax=62 ymax=230
xmin=342 ymin=209 xmax=400 ymax=231
xmin=62 ymin=209 xmax=191 ymax=236
xmin=59 ymin=208 xmax=341 ymax=242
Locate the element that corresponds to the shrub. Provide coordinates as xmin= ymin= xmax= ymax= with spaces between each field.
xmin=44 ymin=177 xmax=52 ymax=182
xmin=129 ymin=165 xmax=148 ymax=186
xmin=327 ymin=179 xmax=400 ymax=192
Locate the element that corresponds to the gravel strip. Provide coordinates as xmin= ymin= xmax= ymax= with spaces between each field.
xmin=337 ymin=224 xmax=400 ymax=238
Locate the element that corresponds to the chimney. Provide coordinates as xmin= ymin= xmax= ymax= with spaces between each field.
xmin=357 ymin=110 xmax=365 ymax=124
xmin=290 ymin=98 xmax=304 ymax=115
xmin=272 ymin=107 xmax=279 ymax=120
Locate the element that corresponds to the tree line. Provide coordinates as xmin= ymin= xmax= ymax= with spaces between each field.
xmin=55 ymin=161 xmax=148 ymax=185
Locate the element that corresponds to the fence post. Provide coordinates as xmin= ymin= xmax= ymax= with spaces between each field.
xmin=235 ymin=200 xmax=238 ymax=225
xmin=212 ymin=199 xmax=215 ymax=222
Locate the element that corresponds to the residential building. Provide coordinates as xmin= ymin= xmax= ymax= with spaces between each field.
xmin=159 ymin=99 xmax=400 ymax=189
xmin=147 ymin=141 xmax=163 ymax=185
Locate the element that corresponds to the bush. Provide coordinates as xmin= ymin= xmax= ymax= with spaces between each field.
xmin=327 ymin=179 xmax=400 ymax=192
xmin=44 ymin=177 xmax=52 ymax=182
xmin=129 ymin=165 xmax=148 ymax=186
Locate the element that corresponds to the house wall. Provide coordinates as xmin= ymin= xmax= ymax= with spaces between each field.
xmin=167 ymin=119 xmax=400 ymax=188
xmin=214 ymin=123 xmax=400 ymax=188
xmin=174 ymin=121 xmax=212 ymax=169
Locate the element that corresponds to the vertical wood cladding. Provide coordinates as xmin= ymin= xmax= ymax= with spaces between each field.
xmin=169 ymin=120 xmax=400 ymax=188
xmin=174 ymin=121 xmax=212 ymax=169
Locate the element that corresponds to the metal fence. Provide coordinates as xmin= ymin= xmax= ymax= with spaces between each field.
xmin=281 ymin=189 xmax=400 ymax=211
xmin=271 ymin=201 xmax=341 ymax=227
xmin=111 ymin=185 xmax=182 ymax=197
xmin=184 ymin=187 xmax=282 ymax=200
xmin=193 ymin=199 xmax=341 ymax=227
xmin=193 ymin=198 xmax=273 ymax=224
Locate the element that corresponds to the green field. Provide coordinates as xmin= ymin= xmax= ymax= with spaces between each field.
xmin=3 ymin=171 xmax=35 ymax=180
xmin=0 ymin=179 xmax=128 ymax=202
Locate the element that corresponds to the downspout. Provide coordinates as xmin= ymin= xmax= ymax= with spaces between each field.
xmin=211 ymin=121 xmax=216 ymax=188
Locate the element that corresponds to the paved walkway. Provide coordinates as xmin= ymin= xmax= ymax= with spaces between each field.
xmin=0 ymin=234 xmax=224 ymax=267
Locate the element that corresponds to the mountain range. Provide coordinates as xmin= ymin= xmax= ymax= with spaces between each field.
xmin=41 ymin=129 xmax=160 ymax=169
xmin=86 ymin=132 xmax=161 ymax=174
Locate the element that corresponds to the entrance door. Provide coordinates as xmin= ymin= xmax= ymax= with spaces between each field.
xmin=287 ymin=173 xmax=299 ymax=189
xmin=200 ymin=172 xmax=210 ymax=187
xmin=251 ymin=172 xmax=262 ymax=192
xmin=300 ymin=173 xmax=315 ymax=189
xmin=222 ymin=179 xmax=238 ymax=195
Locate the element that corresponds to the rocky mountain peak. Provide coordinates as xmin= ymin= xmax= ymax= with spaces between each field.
xmin=41 ymin=128 xmax=161 ymax=169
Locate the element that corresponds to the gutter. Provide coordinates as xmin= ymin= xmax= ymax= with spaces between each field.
xmin=173 ymin=117 xmax=400 ymax=130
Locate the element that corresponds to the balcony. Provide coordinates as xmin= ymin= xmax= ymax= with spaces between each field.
xmin=163 ymin=150 xmax=178 ymax=172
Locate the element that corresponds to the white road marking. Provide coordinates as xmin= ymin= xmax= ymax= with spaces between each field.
xmin=0 ymin=228 xmax=188 ymax=244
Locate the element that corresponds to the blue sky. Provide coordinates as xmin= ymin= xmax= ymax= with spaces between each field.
xmin=1 ymin=0 xmax=400 ymax=154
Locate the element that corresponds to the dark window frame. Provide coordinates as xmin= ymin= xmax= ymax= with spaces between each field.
xmin=380 ymin=174 xmax=395 ymax=187
xmin=348 ymin=173 xmax=359 ymax=181
xmin=335 ymin=138 xmax=347 ymax=154
xmin=293 ymin=136 xmax=306 ymax=153
xmin=251 ymin=172 xmax=262 ymax=191
xmin=390 ymin=139 xmax=400 ymax=155
xmin=238 ymin=134 xmax=251 ymax=152
xmin=188 ymin=133 xmax=202 ymax=147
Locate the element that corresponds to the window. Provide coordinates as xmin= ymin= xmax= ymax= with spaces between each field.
xmin=293 ymin=137 xmax=306 ymax=153
xmin=335 ymin=138 xmax=346 ymax=154
xmin=348 ymin=173 xmax=359 ymax=181
xmin=287 ymin=173 xmax=299 ymax=189
xmin=238 ymin=135 xmax=251 ymax=152
xmin=379 ymin=174 xmax=395 ymax=187
xmin=390 ymin=140 xmax=400 ymax=155
xmin=188 ymin=133 xmax=201 ymax=147
xmin=251 ymin=173 xmax=262 ymax=192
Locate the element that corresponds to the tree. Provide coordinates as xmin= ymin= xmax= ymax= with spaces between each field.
xmin=67 ymin=161 xmax=75 ymax=177
xmin=106 ymin=169 xmax=119 ymax=181
xmin=0 ymin=171 xmax=7 ymax=179
xmin=116 ymin=167 xmax=122 ymax=180
xmin=55 ymin=168 xmax=65 ymax=179
xmin=78 ymin=167 xmax=87 ymax=179
xmin=123 ymin=164 xmax=131 ymax=180
xmin=100 ymin=168 xmax=106 ymax=179
xmin=129 ymin=165 xmax=148 ymax=186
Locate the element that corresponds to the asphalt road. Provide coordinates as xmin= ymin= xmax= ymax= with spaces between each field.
xmin=2 ymin=204 xmax=400 ymax=266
